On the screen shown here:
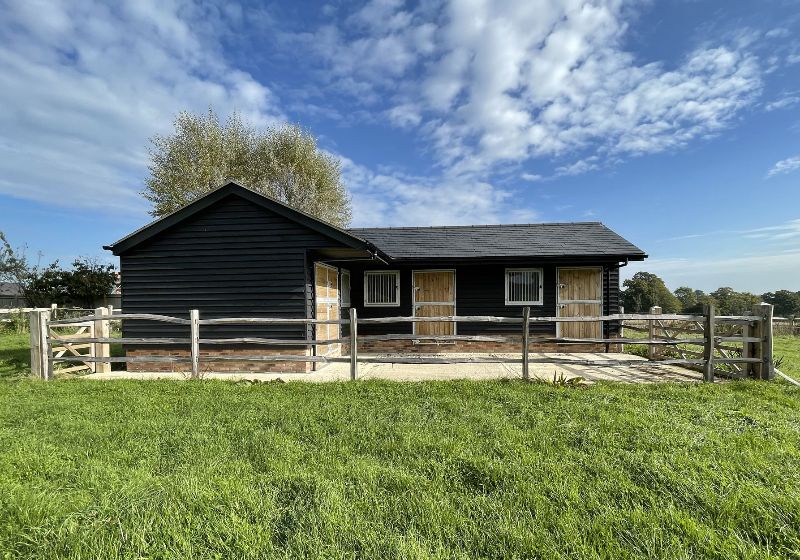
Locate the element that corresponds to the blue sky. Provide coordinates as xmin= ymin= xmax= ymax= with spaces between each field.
xmin=1 ymin=0 xmax=799 ymax=293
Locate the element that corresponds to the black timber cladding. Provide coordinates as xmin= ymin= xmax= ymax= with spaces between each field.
xmin=108 ymin=181 xmax=642 ymax=344
xmin=339 ymin=261 xmax=623 ymax=337
xmin=119 ymin=194 xmax=350 ymax=341
xmin=348 ymin=223 xmax=646 ymax=260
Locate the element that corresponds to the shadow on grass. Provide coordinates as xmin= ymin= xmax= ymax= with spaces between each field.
xmin=0 ymin=331 xmax=30 ymax=378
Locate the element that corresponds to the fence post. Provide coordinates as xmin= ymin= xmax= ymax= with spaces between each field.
xmin=349 ymin=307 xmax=358 ymax=381
xmin=29 ymin=311 xmax=42 ymax=379
xmin=703 ymin=303 xmax=716 ymax=383
xmin=29 ymin=310 xmax=51 ymax=380
xmin=190 ymin=309 xmax=200 ymax=379
xmin=619 ymin=305 xmax=625 ymax=353
xmin=94 ymin=307 xmax=111 ymax=374
xmin=648 ymin=306 xmax=662 ymax=360
xmin=758 ymin=303 xmax=774 ymax=381
xmin=522 ymin=306 xmax=530 ymax=381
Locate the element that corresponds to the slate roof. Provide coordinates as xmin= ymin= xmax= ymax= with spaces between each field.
xmin=0 ymin=282 xmax=22 ymax=297
xmin=348 ymin=222 xmax=647 ymax=260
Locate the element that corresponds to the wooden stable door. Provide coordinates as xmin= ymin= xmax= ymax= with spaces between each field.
xmin=315 ymin=263 xmax=340 ymax=355
xmin=413 ymin=270 xmax=455 ymax=336
xmin=557 ymin=268 xmax=603 ymax=339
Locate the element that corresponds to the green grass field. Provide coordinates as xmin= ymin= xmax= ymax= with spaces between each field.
xmin=0 ymin=331 xmax=799 ymax=558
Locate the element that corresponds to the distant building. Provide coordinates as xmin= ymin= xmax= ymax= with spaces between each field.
xmin=0 ymin=282 xmax=25 ymax=308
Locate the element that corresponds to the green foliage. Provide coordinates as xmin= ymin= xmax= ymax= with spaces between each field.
xmin=62 ymin=258 xmax=117 ymax=309
xmin=763 ymin=290 xmax=800 ymax=318
xmin=709 ymin=287 xmax=760 ymax=316
xmin=0 ymin=234 xmax=116 ymax=308
xmin=673 ymin=286 xmax=704 ymax=313
xmin=0 ymin=232 xmax=63 ymax=307
xmin=622 ymin=272 xmax=681 ymax=313
xmin=0 ymin=377 xmax=799 ymax=558
xmin=144 ymin=108 xmax=351 ymax=226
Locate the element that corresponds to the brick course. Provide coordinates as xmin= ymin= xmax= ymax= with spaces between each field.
xmin=344 ymin=336 xmax=621 ymax=355
xmin=126 ymin=347 xmax=313 ymax=373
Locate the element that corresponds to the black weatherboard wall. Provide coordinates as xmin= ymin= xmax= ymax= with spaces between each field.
xmin=107 ymin=182 xmax=646 ymax=349
xmin=341 ymin=262 xmax=623 ymax=337
xmin=118 ymin=194 xmax=345 ymax=341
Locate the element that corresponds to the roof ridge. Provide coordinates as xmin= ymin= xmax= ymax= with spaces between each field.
xmin=348 ymin=221 xmax=604 ymax=231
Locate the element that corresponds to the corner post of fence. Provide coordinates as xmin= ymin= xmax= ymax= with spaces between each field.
xmin=94 ymin=307 xmax=111 ymax=374
xmin=703 ymin=303 xmax=716 ymax=382
xmin=349 ymin=307 xmax=358 ymax=381
xmin=618 ymin=305 xmax=625 ymax=353
xmin=648 ymin=306 xmax=662 ymax=361
xmin=30 ymin=310 xmax=51 ymax=380
xmin=522 ymin=306 xmax=530 ymax=381
xmin=29 ymin=310 xmax=42 ymax=379
xmin=758 ymin=303 xmax=774 ymax=381
xmin=190 ymin=309 xmax=200 ymax=379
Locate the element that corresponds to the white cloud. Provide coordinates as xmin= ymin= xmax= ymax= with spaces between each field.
xmin=425 ymin=3 xmax=761 ymax=175
xmin=0 ymin=0 xmax=283 ymax=212
xmin=341 ymin=158 xmax=538 ymax=227
xmin=640 ymin=218 xmax=800 ymax=291
xmin=297 ymin=0 xmax=762 ymax=178
xmin=624 ymin=251 xmax=800 ymax=292
xmin=765 ymin=94 xmax=800 ymax=111
xmin=520 ymin=173 xmax=543 ymax=182
xmin=767 ymin=155 xmax=800 ymax=178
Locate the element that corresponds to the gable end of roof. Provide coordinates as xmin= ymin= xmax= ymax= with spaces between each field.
xmin=104 ymin=181 xmax=376 ymax=256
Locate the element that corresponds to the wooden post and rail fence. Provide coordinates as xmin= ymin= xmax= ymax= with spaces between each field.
xmin=29 ymin=304 xmax=776 ymax=382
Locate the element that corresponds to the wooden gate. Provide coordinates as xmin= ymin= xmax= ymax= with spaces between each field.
xmin=315 ymin=263 xmax=340 ymax=355
xmin=413 ymin=270 xmax=456 ymax=336
xmin=557 ymin=268 xmax=603 ymax=339
xmin=49 ymin=321 xmax=95 ymax=373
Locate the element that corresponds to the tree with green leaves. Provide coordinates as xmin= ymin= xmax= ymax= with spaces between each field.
xmin=143 ymin=109 xmax=351 ymax=226
xmin=1 ymin=233 xmax=116 ymax=308
xmin=63 ymin=259 xmax=117 ymax=309
xmin=709 ymin=287 xmax=760 ymax=316
xmin=762 ymin=290 xmax=800 ymax=317
xmin=674 ymin=286 xmax=698 ymax=313
xmin=622 ymin=272 xmax=681 ymax=313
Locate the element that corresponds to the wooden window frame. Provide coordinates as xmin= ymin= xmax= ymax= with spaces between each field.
xmin=505 ymin=267 xmax=544 ymax=306
xmin=364 ymin=270 xmax=401 ymax=307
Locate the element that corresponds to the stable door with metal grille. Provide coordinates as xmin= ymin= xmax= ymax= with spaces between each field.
xmin=413 ymin=270 xmax=456 ymax=337
xmin=557 ymin=268 xmax=603 ymax=339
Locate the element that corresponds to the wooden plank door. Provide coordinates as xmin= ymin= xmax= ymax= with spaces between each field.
xmin=315 ymin=263 xmax=340 ymax=355
xmin=557 ymin=268 xmax=603 ymax=339
xmin=413 ymin=270 xmax=455 ymax=336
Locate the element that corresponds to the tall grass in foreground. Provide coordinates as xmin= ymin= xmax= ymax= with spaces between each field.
xmin=0 ymin=379 xmax=798 ymax=559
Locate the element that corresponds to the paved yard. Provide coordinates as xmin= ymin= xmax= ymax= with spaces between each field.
xmin=83 ymin=352 xmax=704 ymax=383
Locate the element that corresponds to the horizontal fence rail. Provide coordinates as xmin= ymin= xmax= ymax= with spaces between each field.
xmin=30 ymin=304 xmax=776 ymax=382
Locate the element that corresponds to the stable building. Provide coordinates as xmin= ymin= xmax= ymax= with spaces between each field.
xmin=105 ymin=181 xmax=647 ymax=372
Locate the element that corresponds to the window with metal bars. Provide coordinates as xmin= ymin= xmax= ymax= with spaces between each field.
xmin=505 ymin=268 xmax=543 ymax=305
xmin=364 ymin=271 xmax=400 ymax=307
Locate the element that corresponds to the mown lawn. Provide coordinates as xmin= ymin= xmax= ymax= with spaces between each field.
xmin=0 ymin=378 xmax=799 ymax=559
xmin=0 ymin=330 xmax=29 ymax=378
xmin=776 ymin=336 xmax=800 ymax=379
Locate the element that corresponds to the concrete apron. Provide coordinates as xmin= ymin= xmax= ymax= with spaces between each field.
xmin=81 ymin=353 xmax=705 ymax=384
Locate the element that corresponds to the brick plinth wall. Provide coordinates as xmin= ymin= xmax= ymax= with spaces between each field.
xmin=126 ymin=348 xmax=313 ymax=373
xmin=343 ymin=336 xmax=621 ymax=355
